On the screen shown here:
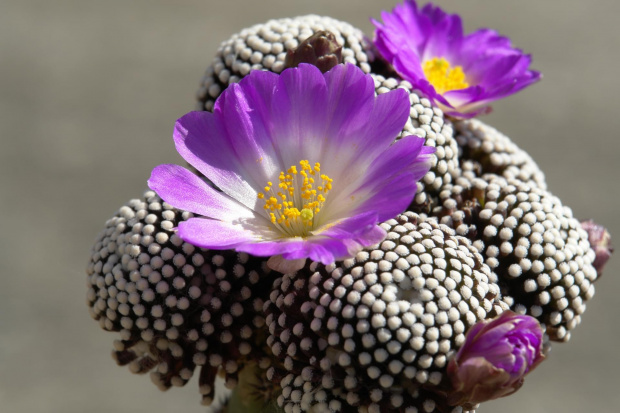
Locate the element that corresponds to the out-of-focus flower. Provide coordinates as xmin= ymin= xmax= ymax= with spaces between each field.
xmin=372 ymin=0 xmax=541 ymax=118
xmin=447 ymin=311 xmax=545 ymax=408
xmin=581 ymin=219 xmax=613 ymax=275
xmin=149 ymin=63 xmax=435 ymax=273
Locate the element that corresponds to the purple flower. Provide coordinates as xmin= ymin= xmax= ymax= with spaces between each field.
xmin=372 ymin=0 xmax=541 ymax=118
xmin=447 ymin=311 xmax=545 ymax=408
xmin=148 ymin=63 xmax=435 ymax=273
xmin=581 ymin=220 xmax=613 ymax=275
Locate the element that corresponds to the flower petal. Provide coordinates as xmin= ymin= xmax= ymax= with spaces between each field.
xmin=418 ymin=3 xmax=464 ymax=61
xmin=322 ymin=63 xmax=376 ymax=145
xmin=326 ymin=136 xmax=434 ymax=221
xmin=148 ymin=164 xmax=254 ymax=222
xmin=173 ymin=70 xmax=285 ymax=211
xmin=178 ymin=218 xmax=257 ymax=249
xmin=173 ymin=111 xmax=259 ymax=210
xmin=212 ymin=70 xmax=282 ymax=181
xmin=238 ymin=212 xmax=386 ymax=268
xmin=269 ymin=63 xmax=329 ymax=168
xmin=326 ymin=83 xmax=411 ymax=173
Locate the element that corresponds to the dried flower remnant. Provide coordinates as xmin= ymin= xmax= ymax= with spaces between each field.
xmin=149 ymin=63 xmax=434 ymax=273
xmin=195 ymin=15 xmax=375 ymax=111
xmin=447 ymin=311 xmax=544 ymax=408
xmin=372 ymin=0 xmax=540 ymax=118
xmin=283 ymin=30 xmax=342 ymax=73
xmin=581 ymin=220 xmax=613 ymax=275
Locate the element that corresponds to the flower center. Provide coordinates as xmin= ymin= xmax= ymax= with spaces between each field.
xmin=258 ymin=160 xmax=333 ymax=237
xmin=422 ymin=57 xmax=469 ymax=94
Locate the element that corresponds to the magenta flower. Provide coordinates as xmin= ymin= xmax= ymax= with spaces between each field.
xmin=581 ymin=220 xmax=613 ymax=275
xmin=372 ymin=0 xmax=541 ymax=118
xmin=148 ymin=63 xmax=435 ymax=273
xmin=447 ymin=311 xmax=545 ymax=408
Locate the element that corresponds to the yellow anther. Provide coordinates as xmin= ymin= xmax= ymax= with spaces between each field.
xmin=258 ymin=159 xmax=333 ymax=235
xmin=422 ymin=57 xmax=469 ymax=94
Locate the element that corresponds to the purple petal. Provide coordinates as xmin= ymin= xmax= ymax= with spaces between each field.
xmin=238 ymin=212 xmax=387 ymax=267
xmin=345 ymin=136 xmax=434 ymax=220
xmin=173 ymin=70 xmax=285 ymax=210
xmin=212 ymin=70 xmax=281 ymax=175
xmin=319 ymin=75 xmax=411 ymax=188
xmin=238 ymin=237 xmax=339 ymax=265
xmin=236 ymin=238 xmax=306 ymax=258
xmin=454 ymin=29 xmax=513 ymax=70
xmin=418 ymin=3 xmax=464 ymax=61
xmin=148 ymin=164 xmax=255 ymax=221
xmin=302 ymin=237 xmax=360 ymax=264
xmin=348 ymin=87 xmax=411 ymax=160
xmin=322 ymin=63 xmax=376 ymax=143
xmin=173 ymin=111 xmax=259 ymax=210
xmin=391 ymin=47 xmax=427 ymax=87
xmin=269 ymin=63 xmax=329 ymax=167
xmin=317 ymin=211 xmax=381 ymax=240
xmin=178 ymin=218 xmax=257 ymax=249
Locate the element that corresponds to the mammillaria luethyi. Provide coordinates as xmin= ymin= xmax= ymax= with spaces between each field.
xmin=87 ymin=5 xmax=609 ymax=413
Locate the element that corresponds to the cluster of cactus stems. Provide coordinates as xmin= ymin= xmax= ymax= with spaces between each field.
xmin=87 ymin=6 xmax=611 ymax=413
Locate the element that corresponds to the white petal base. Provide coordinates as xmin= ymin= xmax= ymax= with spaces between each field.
xmin=267 ymin=255 xmax=306 ymax=274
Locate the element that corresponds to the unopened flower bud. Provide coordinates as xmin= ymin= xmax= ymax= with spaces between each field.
xmin=447 ymin=311 xmax=545 ymax=408
xmin=581 ymin=219 xmax=613 ymax=275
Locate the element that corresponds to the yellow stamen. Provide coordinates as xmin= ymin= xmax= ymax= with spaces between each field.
xmin=258 ymin=160 xmax=333 ymax=237
xmin=422 ymin=57 xmax=469 ymax=94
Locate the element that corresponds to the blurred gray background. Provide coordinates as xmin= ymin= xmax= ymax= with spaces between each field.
xmin=1 ymin=0 xmax=618 ymax=412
